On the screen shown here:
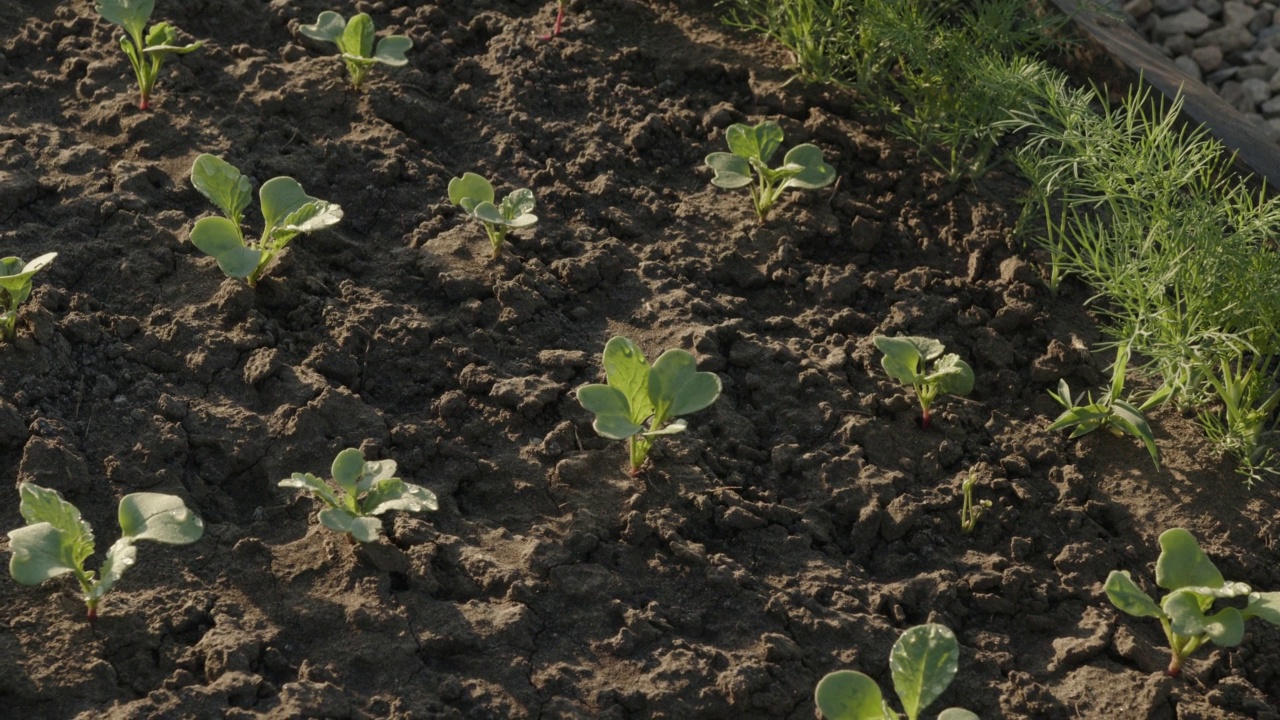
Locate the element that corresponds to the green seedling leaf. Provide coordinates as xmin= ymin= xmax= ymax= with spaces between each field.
xmin=448 ymin=172 xmax=537 ymax=257
xmin=578 ymin=336 xmax=721 ymax=474
xmin=448 ymin=172 xmax=495 ymax=206
xmin=1244 ymin=592 xmax=1280 ymax=625
xmin=726 ymin=121 xmax=784 ymax=164
xmin=300 ymin=10 xmax=411 ymax=87
xmin=649 ymin=349 xmax=723 ymax=420
xmin=299 ymin=10 xmax=346 ymax=43
xmin=705 ymin=152 xmax=753 ymax=189
xmin=813 ymin=670 xmax=885 ymax=720
xmin=875 ymin=336 xmax=924 ymax=385
xmin=875 ymin=336 xmax=971 ymax=428
xmin=937 ymin=709 xmax=980 ymax=720
xmin=6 ymin=483 xmax=201 ymax=618
xmin=1104 ymin=570 xmax=1164 ymax=618
xmin=280 ymin=448 xmax=435 ymax=544
xmin=577 ymin=385 xmax=644 ymax=440
xmin=363 ymin=478 xmax=439 ymax=516
xmin=189 ymin=156 xmax=340 ymax=285
xmin=373 ymin=35 xmax=412 ymax=65
xmin=318 ymin=507 xmax=382 ymax=544
xmin=8 ymin=523 xmax=79 ymax=585
xmin=91 ymin=538 xmax=138 ymax=601
xmin=191 ymin=154 xmax=252 ymax=224
xmin=96 ymin=0 xmax=154 ymax=40
xmin=890 ymin=624 xmax=959 ymax=720
xmin=190 ymin=217 xmax=262 ymax=279
xmin=930 ymin=354 xmax=975 ymax=396
xmin=118 ymin=493 xmax=205 ymax=544
xmin=1164 ymin=590 xmax=1245 ymax=646
xmin=340 ymin=13 xmax=375 ymax=59
xmin=1110 ymin=400 xmax=1160 ymax=467
xmin=1156 ymin=528 xmax=1224 ymax=591
xmin=779 ymin=144 xmax=836 ymax=190
xmin=1110 ymin=528 xmax=1279 ymax=676
xmin=603 ymin=336 xmax=655 ymax=426
xmin=706 ymin=120 xmax=836 ymax=221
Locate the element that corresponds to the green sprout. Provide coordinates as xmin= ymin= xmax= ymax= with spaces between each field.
xmin=1199 ymin=352 xmax=1280 ymax=485
xmin=1048 ymin=344 xmax=1170 ymax=469
xmin=447 ymin=172 xmax=538 ymax=259
xmin=1104 ymin=528 xmax=1280 ymax=677
xmin=0 ymin=252 xmax=56 ymax=342
xmin=705 ymin=120 xmax=835 ymax=222
xmin=577 ymin=336 xmax=722 ymax=476
xmin=959 ymin=469 xmax=990 ymax=534
xmin=299 ymin=11 xmax=412 ymax=89
xmin=873 ymin=336 xmax=974 ymax=430
xmin=279 ymin=448 xmax=438 ymax=544
xmin=7 ymin=483 xmax=204 ymax=621
xmin=95 ymin=0 xmax=203 ymax=110
xmin=814 ymin=624 xmax=977 ymax=720
xmin=189 ymin=154 xmax=343 ymax=287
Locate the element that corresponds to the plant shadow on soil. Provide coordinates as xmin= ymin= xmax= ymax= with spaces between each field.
xmin=2 ymin=0 xmax=1280 ymax=717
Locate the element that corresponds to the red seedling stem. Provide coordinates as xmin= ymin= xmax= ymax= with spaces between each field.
xmin=540 ymin=1 xmax=566 ymax=40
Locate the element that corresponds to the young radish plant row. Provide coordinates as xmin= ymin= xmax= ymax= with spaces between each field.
xmin=5 ymin=0 xmax=1278 ymax=713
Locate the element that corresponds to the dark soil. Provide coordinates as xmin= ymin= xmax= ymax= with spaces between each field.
xmin=3 ymin=0 xmax=1280 ymax=718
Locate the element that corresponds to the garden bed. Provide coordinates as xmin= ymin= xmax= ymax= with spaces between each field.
xmin=2 ymin=0 xmax=1280 ymax=717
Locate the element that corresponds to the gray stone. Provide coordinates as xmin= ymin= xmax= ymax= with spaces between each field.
xmin=1195 ymin=0 xmax=1222 ymax=14
xmin=1156 ymin=8 xmax=1212 ymax=35
xmin=1159 ymin=0 xmax=1195 ymax=10
xmin=1268 ymin=67 xmax=1280 ymax=91
xmin=1192 ymin=44 xmax=1225 ymax=71
xmin=1223 ymin=0 xmax=1256 ymax=27
xmin=1260 ymin=94 xmax=1280 ymax=116
xmin=1126 ymin=0 xmax=1154 ymax=16
xmin=1221 ymin=80 xmax=1258 ymax=112
xmin=1197 ymin=25 xmax=1258 ymax=54
xmin=1239 ymin=63 xmax=1275 ymax=80
xmin=1165 ymin=33 xmax=1195 ymax=54
xmin=1267 ymin=116 xmax=1280 ymax=135
xmin=1174 ymin=54 xmax=1205 ymax=81
xmin=1259 ymin=46 xmax=1280 ymax=68
xmin=1243 ymin=76 xmax=1271 ymax=103
xmin=1208 ymin=66 xmax=1241 ymax=84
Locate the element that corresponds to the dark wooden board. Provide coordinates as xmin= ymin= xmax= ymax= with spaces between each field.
xmin=1052 ymin=0 xmax=1280 ymax=188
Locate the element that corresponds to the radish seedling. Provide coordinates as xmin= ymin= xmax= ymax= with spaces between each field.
xmin=299 ymin=11 xmax=412 ymax=89
xmin=814 ymin=624 xmax=977 ymax=720
xmin=447 ymin=172 xmax=538 ymax=259
xmin=704 ymin=120 xmax=835 ymax=222
xmin=279 ymin=448 xmax=438 ymax=544
xmin=873 ymin=336 xmax=974 ymax=429
xmin=1104 ymin=528 xmax=1280 ymax=677
xmin=189 ymin=154 xmax=343 ymax=287
xmin=1048 ymin=344 xmax=1170 ymax=469
xmin=577 ymin=336 xmax=721 ymax=476
xmin=95 ymin=0 xmax=202 ymax=110
xmin=540 ymin=0 xmax=568 ymax=40
xmin=7 ymin=483 xmax=203 ymax=620
xmin=0 ymin=252 xmax=56 ymax=342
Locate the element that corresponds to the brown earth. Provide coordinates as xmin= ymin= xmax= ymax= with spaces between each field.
xmin=3 ymin=0 xmax=1280 ymax=718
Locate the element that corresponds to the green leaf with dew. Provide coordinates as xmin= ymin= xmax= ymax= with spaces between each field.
xmin=118 ymin=493 xmax=204 ymax=544
xmin=813 ymin=670 xmax=885 ymax=720
xmin=890 ymin=624 xmax=959 ymax=720
xmin=1156 ymin=528 xmax=1224 ymax=591
xmin=1104 ymin=570 xmax=1165 ymax=618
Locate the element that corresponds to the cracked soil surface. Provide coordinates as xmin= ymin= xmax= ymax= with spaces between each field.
xmin=3 ymin=0 xmax=1280 ymax=717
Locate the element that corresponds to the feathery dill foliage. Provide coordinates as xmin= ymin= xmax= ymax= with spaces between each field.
xmin=719 ymin=0 xmax=1069 ymax=181
xmin=1007 ymin=77 xmax=1280 ymax=484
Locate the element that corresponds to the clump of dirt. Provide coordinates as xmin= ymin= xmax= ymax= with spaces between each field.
xmin=2 ymin=0 xmax=1279 ymax=718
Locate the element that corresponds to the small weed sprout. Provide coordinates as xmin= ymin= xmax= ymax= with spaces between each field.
xmin=95 ymin=0 xmax=203 ymax=110
xmin=577 ymin=336 xmax=722 ymax=476
xmin=1199 ymin=352 xmax=1280 ymax=485
xmin=1048 ymin=344 xmax=1170 ymax=469
xmin=189 ymin=154 xmax=343 ymax=287
xmin=1104 ymin=528 xmax=1280 ymax=677
xmin=705 ymin=120 xmax=835 ymax=222
xmin=7 ymin=483 xmax=204 ymax=620
xmin=279 ymin=448 xmax=438 ymax=544
xmin=959 ymin=469 xmax=990 ymax=534
xmin=299 ymin=11 xmax=411 ymax=89
xmin=448 ymin=172 xmax=538 ymax=259
xmin=0 ymin=252 xmax=56 ymax=342
xmin=814 ymin=624 xmax=977 ymax=720
xmin=873 ymin=336 xmax=974 ymax=429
